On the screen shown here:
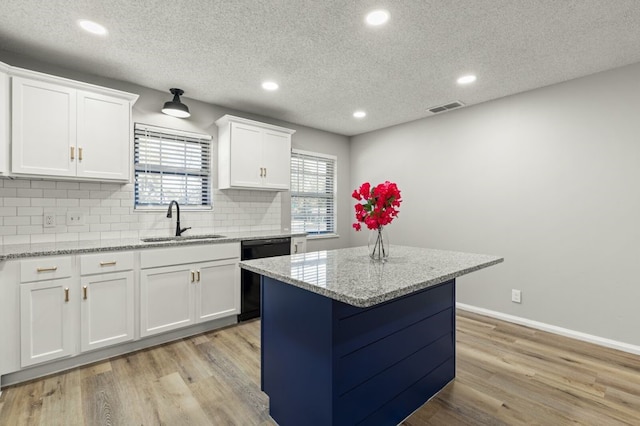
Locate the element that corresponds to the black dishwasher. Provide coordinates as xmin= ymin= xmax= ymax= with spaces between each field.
xmin=239 ymin=237 xmax=291 ymax=321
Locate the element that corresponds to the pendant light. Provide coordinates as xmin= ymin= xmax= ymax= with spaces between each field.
xmin=162 ymin=88 xmax=191 ymax=118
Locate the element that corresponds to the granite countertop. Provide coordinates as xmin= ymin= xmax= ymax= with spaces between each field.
xmin=239 ymin=245 xmax=503 ymax=308
xmin=0 ymin=230 xmax=305 ymax=260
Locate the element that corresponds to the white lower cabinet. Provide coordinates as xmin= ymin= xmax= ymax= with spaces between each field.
xmin=79 ymin=252 xmax=135 ymax=352
xmin=140 ymin=243 xmax=240 ymax=338
xmin=6 ymin=243 xmax=240 ymax=385
xmin=19 ymin=256 xmax=75 ymax=367
xmin=20 ymin=277 xmax=74 ymax=367
xmin=80 ymin=271 xmax=135 ymax=352
xmin=292 ymin=236 xmax=307 ymax=254
xmin=195 ymin=259 xmax=239 ymax=322
xmin=140 ymin=264 xmax=195 ymax=337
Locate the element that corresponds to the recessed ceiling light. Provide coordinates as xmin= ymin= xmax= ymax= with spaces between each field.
xmin=457 ymin=75 xmax=477 ymax=85
xmin=78 ymin=19 xmax=108 ymax=36
xmin=365 ymin=9 xmax=390 ymax=26
xmin=262 ymin=81 xmax=279 ymax=91
xmin=353 ymin=111 xmax=367 ymax=118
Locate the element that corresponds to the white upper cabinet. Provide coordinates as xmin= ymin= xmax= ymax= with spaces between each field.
xmin=216 ymin=114 xmax=295 ymax=190
xmin=12 ymin=76 xmax=77 ymax=177
xmin=76 ymin=91 xmax=132 ymax=180
xmin=10 ymin=67 xmax=138 ymax=181
xmin=0 ymin=62 xmax=9 ymax=175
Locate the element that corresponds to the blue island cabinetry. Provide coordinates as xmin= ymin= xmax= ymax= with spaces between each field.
xmin=262 ymin=276 xmax=456 ymax=426
xmin=240 ymin=245 xmax=503 ymax=426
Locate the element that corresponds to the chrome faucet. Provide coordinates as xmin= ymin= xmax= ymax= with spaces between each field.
xmin=166 ymin=200 xmax=191 ymax=237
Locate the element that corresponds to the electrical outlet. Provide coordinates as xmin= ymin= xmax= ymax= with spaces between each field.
xmin=66 ymin=211 xmax=85 ymax=226
xmin=511 ymin=289 xmax=522 ymax=304
xmin=44 ymin=213 xmax=56 ymax=228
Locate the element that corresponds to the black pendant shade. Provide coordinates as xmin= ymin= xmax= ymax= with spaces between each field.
xmin=162 ymin=88 xmax=191 ymax=118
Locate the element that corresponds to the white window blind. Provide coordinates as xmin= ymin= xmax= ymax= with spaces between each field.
xmin=291 ymin=150 xmax=336 ymax=235
xmin=134 ymin=123 xmax=212 ymax=208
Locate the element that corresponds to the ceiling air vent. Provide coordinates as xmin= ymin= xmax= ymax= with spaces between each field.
xmin=427 ymin=100 xmax=465 ymax=114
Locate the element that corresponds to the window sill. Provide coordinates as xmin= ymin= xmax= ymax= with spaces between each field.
xmin=134 ymin=205 xmax=213 ymax=212
xmin=306 ymin=233 xmax=340 ymax=240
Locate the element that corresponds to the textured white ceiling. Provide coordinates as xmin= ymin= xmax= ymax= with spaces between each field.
xmin=1 ymin=1 xmax=640 ymax=136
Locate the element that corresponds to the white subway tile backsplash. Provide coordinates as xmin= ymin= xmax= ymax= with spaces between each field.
xmin=78 ymin=232 xmax=100 ymax=241
xmin=17 ymin=207 xmax=43 ymax=216
xmin=31 ymin=198 xmax=57 ymax=207
xmin=56 ymin=182 xmax=79 ymax=190
xmin=31 ymin=234 xmax=56 ymax=244
xmin=80 ymin=199 xmax=101 ymax=207
xmin=67 ymin=190 xmax=90 ymax=198
xmin=56 ymin=232 xmax=78 ymax=242
xmin=79 ymin=183 xmax=102 ymax=190
xmin=44 ymin=189 xmax=69 ymax=198
xmin=0 ymin=225 xmax=17 ymax=236
xmin=3 ymin=235 xmax=30 ymax=245
xmin=18 ymin=188 xmax=43 ymax=198
xmin=0 ymin=180 xmax=282 ymax=244
xmin=5 ymin=216 xmax=31 ymax=226
xmin=90 ymin=223 xmax=111 ymax=232
xmin=18 ymin=225 xmax=43 ymax=235
xmin=4 ymin=180 xmax=30 ymax=188
xmin=31 ymin=181 xmax=57 ymax=189
xmin=0 ymin=188 xmax=17 ymax=197
xmin=4 ymin=198 xmax=30 ymax=207
xmin=100 ymin=215 xmax=121 ymax=224
xmin=56 ymin=199 xmax=80 ymax=207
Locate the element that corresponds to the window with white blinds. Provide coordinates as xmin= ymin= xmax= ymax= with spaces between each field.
xmin=134 ymin=123 xmax=212 ymax=208
xmin=290 ymin=150 xmax=337 ymax=235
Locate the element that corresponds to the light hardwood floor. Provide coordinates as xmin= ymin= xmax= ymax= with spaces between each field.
xmin=1 ymin=310 xmax=639 ymax=425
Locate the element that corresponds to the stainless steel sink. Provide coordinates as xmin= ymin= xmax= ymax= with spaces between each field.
xmin=140 ymin=234 xmax=226 ymax=242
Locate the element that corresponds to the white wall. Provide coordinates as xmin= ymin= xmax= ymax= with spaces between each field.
xmin=350 ymin=62 xmax=640 ymax=346
xmin=0 ymin=50 xmax=351 ymax=249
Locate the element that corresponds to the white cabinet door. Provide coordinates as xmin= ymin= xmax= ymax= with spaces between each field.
xmin=217 ymin=115 xmax=295 ymax=190
xmin=80 ymin=271 xmax=134 ymax=352
xmin=195 ymin=259 xmax=240 ymax=323
xmin=20 ymin=278 xmax=74 ymax=367
xmin=0 ymin=63 xmax=8 ymax=175
xmin=262 ymin=129 xmax=291 ymax=190
xmin=229 ymin=122 xmax=263 ymax=188
xmin=76 ymin=91 xmax=131 ymax=181
xmin=140 ymin=265 xmax=194 ymax=337
xmin=291 ymin=236 xmax=307 ymax=254
xmin=11 ymin=76 xmax=76 ymax=177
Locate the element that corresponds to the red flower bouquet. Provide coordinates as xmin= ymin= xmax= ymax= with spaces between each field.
xmin=352 ymin=181 xmax=402 ymax=231
xmin=352 ymin=181 xmax=402 ymax=261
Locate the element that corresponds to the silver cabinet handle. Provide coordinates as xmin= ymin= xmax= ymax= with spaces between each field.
xmin=37 ymin=266 xmax=58 ymax=272
xmin=100 ymin=261 xmax=117 ymax=266
xmin=196 ymin=270 xmax=201 ymax=282
xmin=64 ymin=288 xmax=70 ymax=302
xmin=191 ymin=271 xmax=195 ymax=283
xmin=83 ymin=286 xmax=88 ymax=300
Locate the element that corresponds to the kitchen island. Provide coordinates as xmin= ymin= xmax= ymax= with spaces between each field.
xmin=239 ymin=245 xmax=503 ymax=426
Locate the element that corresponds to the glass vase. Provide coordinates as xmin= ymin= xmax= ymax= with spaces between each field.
xmin=368 ymin=226 xmax=389 ymax=262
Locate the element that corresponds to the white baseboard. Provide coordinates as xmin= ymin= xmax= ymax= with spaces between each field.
xmin=456 ymin=303 xmax=640 ymax=356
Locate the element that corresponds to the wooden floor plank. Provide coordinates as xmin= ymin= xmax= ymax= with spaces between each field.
xmin=1 ymin=311 xmax=639 ymax=425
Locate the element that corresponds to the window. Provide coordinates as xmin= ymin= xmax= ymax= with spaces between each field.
xmin=290 ymin=150 xmax=336 ymax=235
xmin=134 ymin=123 xmax=212 ymax=209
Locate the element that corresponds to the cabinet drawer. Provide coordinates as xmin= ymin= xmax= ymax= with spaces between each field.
xmin=140 ymin=243 xmax=239 ymax=269
xmin=20 ymin=256 xmax=73 ymax=283
xmin=80 ymin=251 xmax=134 ymax=275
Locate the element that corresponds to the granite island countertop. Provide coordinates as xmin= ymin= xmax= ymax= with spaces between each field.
xmin=239 ymin=245 xmax=503 ymax=307
xmin=0 ymin=230 xmax=305 ymax=261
